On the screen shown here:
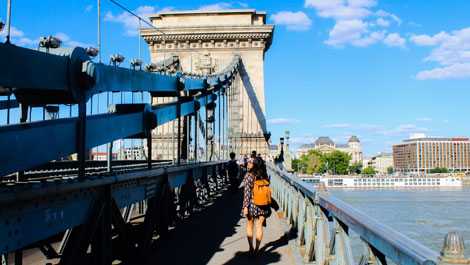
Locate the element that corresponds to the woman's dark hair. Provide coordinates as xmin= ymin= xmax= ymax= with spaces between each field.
xmin=252 ymin=156 xmax=268 ymax=179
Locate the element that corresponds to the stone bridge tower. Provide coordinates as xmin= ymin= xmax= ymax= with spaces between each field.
xmin=142 ymin=9 xmax=274 ymax=158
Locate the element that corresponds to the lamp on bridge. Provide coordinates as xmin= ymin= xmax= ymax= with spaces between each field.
xmin=86 ymin=46 xmax=100 ymax=58
xmin=279 ymin=137 xmax=285 ymax=162
xmin=39 ymin=36 xmax=62 ymax=49
xmin=110 ymin=54 xmax=125 ymax=66
xmin=45 ymin=105 xmax=60 ymax=120
xmin=130 ymin=59 xmax=143 ymax=70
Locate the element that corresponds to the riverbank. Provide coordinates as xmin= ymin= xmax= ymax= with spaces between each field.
xmin=462 ymin=177 xmax=470 ymax=186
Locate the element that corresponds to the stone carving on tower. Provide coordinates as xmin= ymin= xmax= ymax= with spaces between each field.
xmin=141 ymin=9 xmax=274 ymax=159
xmin=195 ymin=52 xmax=215 ymax=75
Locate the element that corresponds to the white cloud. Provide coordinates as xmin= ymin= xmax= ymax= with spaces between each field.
xmin=238 ymin=2 xmax=249 ymax=8
xmin=375 ymin=10 xmax=401 ymax=25
xmin=410 ymin=31 xmax=450 ymax=46
xmin=411 ymin=27 xmax=470 ymax=79
xmin=323 ymin=123 xmax=429 ymax=138
xmin=198 ymin=2 xmax=232 ymax=10
xmin=407 ymin=22 xmax=422 ymax=27
xmin=160 ymin=6 xmax=176 ymax=12
xmin=322 ymin=123 xmax=352 ymax=128
xmin=54 ymin=32 xmax=90 ymax=47
xmin=0 ymin=28 xmax=89 ymax=48
xmin=68 ymin=40 xmax=89 ymax=47
xmin=442 ymin=120 xmax=451 ymax=123
xmin=16 ymin=37 xmax=38 ymax=46
xmin=85 ymin=5 xmax=93 ymax=12
xmin=305 ymin=0 xmax=401 ymax=48
xmin=306 ymin=0 xmax=374 ymax=20
xmin=0 ymin=26 xmax=37 ymax=47
xmin=0 ymin=26 xmax=24 ymax=38
xmin=270 ymin=11 xmax=313 ymax=31
xmin=383 ymin=33 xmax=406 ymax=48
xmin=105 ymin=5 xmax=156 ymax=36
xmin=324 ymin=19 xmax=368 ymax=48
xmin=375 ymin=18 xmax=390 ymax=27
xmin=322 ymin=123 xmax=385 ymax=131
xmin=416 ymin=117 xmax=432 ymax=122
xmin=55 ymin=32 xmax=71 ymax=42
xmin=352 ymin=30 xmax=385 ymax=47
xmin=414 ymin=63 xmax=470 ymax=80
xmin=267 ymin=118 xmax=300 ymax=125
xmin=289 ymin=133 xmax=316 ymax=145
xmin=423 ymin=30 xmax=470 ymax=65
xmin=376 ymin=124 xmax=429 ymax=138
xmin=304 ymin=0 xmax=345 ymax=10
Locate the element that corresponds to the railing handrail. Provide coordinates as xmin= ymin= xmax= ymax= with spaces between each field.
xmin=267 ymin=162 xmax=440 ymax=265
xmin=0 ymin=161 xmax=224 ymax=206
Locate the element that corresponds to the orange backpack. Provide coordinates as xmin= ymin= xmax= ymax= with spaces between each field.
xmin=253 ymin=174 xmax=271 ymax=206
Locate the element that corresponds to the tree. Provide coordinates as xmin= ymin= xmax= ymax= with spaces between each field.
xmin=362 ymin=166 xmax=376 ymax=175
xmin=429 ymin=167 xmax=450 ymax=173
xmin=327 ymin=150 xmax=351 ymax=175
xmin=297 ymin=150 xmax=326 ymax=174
xmin=349 ymin=162 xmax=362 ymax=175
xmin=387 ymin=166 xmax=394 ymax=175
xmin=292 ymin=158 xmax=299 ymax=172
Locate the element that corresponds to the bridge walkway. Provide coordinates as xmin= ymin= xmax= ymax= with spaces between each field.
xmin=144 ymin=186 xmax=297 ymax=265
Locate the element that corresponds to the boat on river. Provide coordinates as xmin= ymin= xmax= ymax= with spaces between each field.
xmin=300 ymin=175 xmax=462 ymax=188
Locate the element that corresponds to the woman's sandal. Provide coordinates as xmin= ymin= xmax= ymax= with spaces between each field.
xmin=254 ymin=249 xmax=259 ymax=257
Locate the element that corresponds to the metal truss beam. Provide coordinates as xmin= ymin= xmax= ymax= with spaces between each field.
xmin=0 ymin=161 xmax=223 ymax=257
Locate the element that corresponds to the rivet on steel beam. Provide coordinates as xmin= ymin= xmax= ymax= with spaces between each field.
xmin=438 ymin=232 xmax=470 ymax=264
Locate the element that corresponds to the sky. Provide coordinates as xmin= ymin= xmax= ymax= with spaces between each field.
xmin=1 ymin=0 xmax=469 ymax=157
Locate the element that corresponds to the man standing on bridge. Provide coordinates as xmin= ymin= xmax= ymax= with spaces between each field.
xmin=227 ymin=152 xmax=240 ymax=197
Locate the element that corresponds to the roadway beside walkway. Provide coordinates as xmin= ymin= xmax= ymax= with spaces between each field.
xmin=144 ymin=186 xmax=297 ymax=265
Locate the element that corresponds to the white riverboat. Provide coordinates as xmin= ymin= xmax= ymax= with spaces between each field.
xmin=301 ymin=175 xmax=463 ymax=188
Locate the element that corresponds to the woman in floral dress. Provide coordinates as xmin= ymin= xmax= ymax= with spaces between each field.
xmin=241 ymin=156 xmax=271 ymax=256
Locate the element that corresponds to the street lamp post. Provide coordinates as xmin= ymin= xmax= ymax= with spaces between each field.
xmin=279 ymin=137 xmax=285 ymax=162
xmin=45 ymin=105 xmax=60 ymax=120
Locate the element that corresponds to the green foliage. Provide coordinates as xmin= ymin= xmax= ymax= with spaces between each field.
xmin=429 ymin=167 xmax=450 ymax=173
xmin=297 ymin=150 xmax=327 ymax=174
xmin=295 ymin=150 xmax=352 ymax=175
xmin=387 ymin=166 xmax=394 ymax=175
xmin=362 ymin=166 xmax=376 ymax=175
xmin=327 ymin=150 xmax=351 ymax=175
xmin=349 ymin=162 xmax=363 ymax=174
xmin=292 ymin=158 xmax=299 ymax=171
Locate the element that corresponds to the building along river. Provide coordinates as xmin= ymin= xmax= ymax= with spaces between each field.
xmin=329 ymin=187 xmax=470 ymax=259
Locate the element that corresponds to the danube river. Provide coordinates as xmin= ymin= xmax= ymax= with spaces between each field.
xmin=329 ymin=187 xmax=470 ymax=259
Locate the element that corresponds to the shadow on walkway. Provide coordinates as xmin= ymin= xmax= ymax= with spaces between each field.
xmin=142 ymin=188 xmax=245 ymax=265
xmin=260 ymin=234 xmax=289 ymax=253
xmin=221 ymin=234 xmax=288 ymax=265
xmin=221 ymin=251 xmax=282 ymax=265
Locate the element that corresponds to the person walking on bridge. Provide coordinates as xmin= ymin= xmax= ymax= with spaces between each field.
xmin=241 ymin=155 xmax=271 ymax=256
xmin=227 ymin=152 xmax=240 ymax=197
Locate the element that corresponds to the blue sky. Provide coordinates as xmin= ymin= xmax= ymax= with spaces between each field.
xmin=1 ymin=0 xmax=469 ymax=157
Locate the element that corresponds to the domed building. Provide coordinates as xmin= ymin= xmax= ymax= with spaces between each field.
xmin=344 ymin=136 xmax=362 ymax=163
xmin=296 ymin=136 xmax=363 ymax=164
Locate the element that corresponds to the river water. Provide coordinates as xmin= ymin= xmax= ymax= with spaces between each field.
xmin=328 ymin=187 xmax=470 ymax=259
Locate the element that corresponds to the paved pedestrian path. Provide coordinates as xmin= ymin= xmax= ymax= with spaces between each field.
xmin=144 ymin=186 xmax=297 ymax=265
